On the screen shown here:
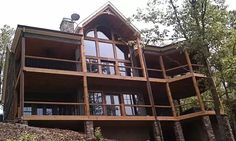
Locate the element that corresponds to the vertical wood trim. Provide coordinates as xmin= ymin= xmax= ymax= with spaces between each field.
xmin=136 ymin=38 xmax=147 ymax=78
xmin=94 ymin=29 xmax=102 ymax=74
xmin=81 ymin=31 xmax=87 ymax=73
xmin=141 ymin=49 xmax=157 ymax=117
xmin=81 ymin=28 xmax=90 ymax=115
xmin=120 ymin=94 xmax=126 ymax=116
xmin=102 ymin=92 xmax=106 ymax=115
xmin=83 ymin=76 xmax=90 ymax=115
xmin=159 ymin=56 xmax=177 ymax=117
xmin=112 ymin=43 xmax=120 ymax=75
xmin=19 ymin=37 xmax=25 ymax=118
xmin=184 ymin=50 xmax=193 ymax=73
xmin=159 ymin=56 xmax=167 ymax=78
xmin=185 ymin=50 xmax=205 ymax=111
xmin=129 ymin=47 xmax=135 ymax=77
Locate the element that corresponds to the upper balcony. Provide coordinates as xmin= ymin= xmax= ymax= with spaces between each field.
xmin=143 ymin=45 xmax=205 ymax=81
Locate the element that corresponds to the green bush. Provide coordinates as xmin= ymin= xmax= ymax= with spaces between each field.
xmin=94 ymin=127 xmax=104 ymax=141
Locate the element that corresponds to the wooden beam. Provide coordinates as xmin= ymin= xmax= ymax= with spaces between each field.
xmin=24 ymin=101 xmax=84 ymax=105
xmin=24 ymin=33 xmax=81 ymax=45
xmin=23 ymin=67 xmax=84 ymax=77
xmin=120 ymin=94 xmax=126 ymax=116
xmin=19 ymin=37 xmax=25 ymax=118
xmin=140 ymin=43 xmax=157 ymax=118
xmin=184 ymin=50 xmax=193 ymax=73
xmin=23 ymin=115 xmax=157 ymax=121
xmin=136 ymin=38 xmax=147 ymax=78
xmin=86 ymin=72 xmax=146 ymax=81
xmin=184 ymin=50 xmax=205 ymax=111
xmin=26 ymin=55 xmax=80 ymax=63
xmin=22 ymin=110 xmax=221 ymax=121
xmin=23 ymin=27 xmax=82 ymax=41
xmin=80 ymin=28 xmax=90 ymax=116
xmin=159 ymin=56 xmax=177 ymax=117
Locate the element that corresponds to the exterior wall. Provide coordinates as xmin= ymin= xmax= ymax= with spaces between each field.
xmin=182 ymin=119 xmax=208 ymax=141
xmin=99 ymin=126 xmax=151 ymax=141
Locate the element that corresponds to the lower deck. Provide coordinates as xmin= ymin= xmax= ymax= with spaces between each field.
xmin=22 ymin=111 xmax=219 ymax=121
xmin=25 ymin=115 xmax=221 ymax=141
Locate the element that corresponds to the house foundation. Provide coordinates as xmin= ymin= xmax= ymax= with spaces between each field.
xmin=174 ymin=121 xmax=185 ymax=141
xmin=84 ymin=121 xmax=94 ymax=138
xmin=153 ymin=121 xmax=164 ymax=141
xmin=223 ymin=116 xmax=235 ymax=141
xmin=202 ymin=116 xmax=216 ymax=141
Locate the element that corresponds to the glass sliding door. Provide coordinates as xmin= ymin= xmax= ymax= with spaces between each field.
xmin=105 ymin=94 xmax=121 ymax=116
xmin=89 ymin=92 xmax=103 ymax=115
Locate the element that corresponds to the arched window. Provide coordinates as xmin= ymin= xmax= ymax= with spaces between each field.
xmin=97 ymin=26 xmax=112 ymax=40
xmin=86 ymin=30 xmax=95 ymax=38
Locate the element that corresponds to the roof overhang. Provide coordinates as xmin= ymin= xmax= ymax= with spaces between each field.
xmin=79 ymin=2 xmax=140 ymax=40
xmin=11 ymin=25 xmax=83 ymax=53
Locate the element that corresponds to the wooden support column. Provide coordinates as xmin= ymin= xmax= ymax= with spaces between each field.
xmin=80 ymin=29 xmax=90 ymax=115
xmin=136 ymin=38 xmax=147 ymax=78
xmin=142 ymin=51 xmax=164 ymax=141
xmin=120 ymin=95 xmax=126 ymax=116
xmin=184 ymin=50 xmax=205 ymax=111
xmin=159 ymin=56 xmax=177 ymax=117
xmin=19 ymin=37 xmax=25 ymax=118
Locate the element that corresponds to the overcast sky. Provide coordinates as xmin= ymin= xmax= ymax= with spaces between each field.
xmin=0 ymin=0 xmax=236 ymax=31
xmin=0 ymin=0 xmax=236 ymax=114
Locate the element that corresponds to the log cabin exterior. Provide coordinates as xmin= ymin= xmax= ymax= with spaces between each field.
xmin=2 ymin=2 xmax=233 ymax=141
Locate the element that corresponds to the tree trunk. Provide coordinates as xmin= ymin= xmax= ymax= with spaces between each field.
xmin=204 ymin=59 xmax=226 ymax=141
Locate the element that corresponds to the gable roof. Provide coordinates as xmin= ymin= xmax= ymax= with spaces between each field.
xmin=78 ymin=2 xmax=140 ymax=39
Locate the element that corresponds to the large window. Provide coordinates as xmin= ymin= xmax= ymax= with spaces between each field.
xmin=97 ymin=26 xmax=112 ymax=40
xmin=123 ymin=94 xmax=137 ymax=115
xmin=105 ymin=94 xmax=121 ymax=116
xmin=84 ymin=40 xmax=96 ymax=56
xmin=115 ymin=45 xmax=129 ymax=60
xmin=84 ymin=26 xmax=131 ymax=76
xmin=99 ymin=42 xmax=114 ymax=58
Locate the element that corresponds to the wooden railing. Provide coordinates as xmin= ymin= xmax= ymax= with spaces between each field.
xmin=25 ymin=55 xmax=82 ymax=71
xmin=86 ymin=62 xmax=143 ymax=77
xmin=24 ymin=101 xmax=85 ymax=115
xmin=89 ymin=103 xmax=153 ymax=116
xmin=147 ymin=63 xmax=204 ymax=79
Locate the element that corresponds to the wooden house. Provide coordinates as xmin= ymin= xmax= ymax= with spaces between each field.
xmin=2 ymin=2 xmax=229 ymax=141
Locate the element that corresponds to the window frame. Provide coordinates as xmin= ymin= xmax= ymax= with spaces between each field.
xmin=84 ymin=26 xmax=132 ymax=76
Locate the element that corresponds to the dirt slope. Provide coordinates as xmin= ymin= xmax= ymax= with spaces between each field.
xmin=0 ymin=122 xmax=87 ymax=141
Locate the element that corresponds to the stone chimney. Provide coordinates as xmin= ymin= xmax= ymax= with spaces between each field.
xmin=59 ymin=18 xmax=75 ymax=33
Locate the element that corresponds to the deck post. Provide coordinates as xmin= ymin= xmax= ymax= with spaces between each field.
xmin=202 ymin=116 xmax=216 ymax=141
xmin=136 ymin=38 xmax=147 ymax=78
xmin=173 ymin=121 xmax=185 ymax=141
xmin=184 ymin=50 xmax=205 ymax=111
xmin=84 ymin=121 xmax=94 ymax=138
xmin=19 ymin=36 xmax=25 ymax=119
xmin=159 ymin=55 xmax=177 ymax=117
xmin=80 ymin=28 xmax=90 ymax=116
